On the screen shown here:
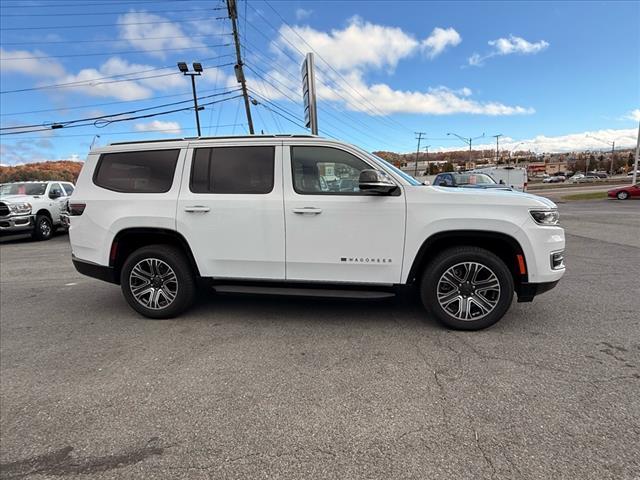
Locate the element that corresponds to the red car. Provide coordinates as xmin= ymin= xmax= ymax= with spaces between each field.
xmin=608 ymin=184 xmax=640 ymax=200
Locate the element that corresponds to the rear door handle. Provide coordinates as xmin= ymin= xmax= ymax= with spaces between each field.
xmin=184 ymin=206 xmax=210 ymax=213
xmin=292 ymin=207 xmax=322 ymax=215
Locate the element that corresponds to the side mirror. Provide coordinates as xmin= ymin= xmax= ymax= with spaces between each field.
xmin=49 ymin=191 xmax=61 ymax=199
xmin=359 ymin=169 xmax=398 ymax=195
xmin=422 ymin=180 xmax=431 ymax=186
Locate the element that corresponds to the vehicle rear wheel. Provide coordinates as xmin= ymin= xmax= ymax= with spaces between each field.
xmin=617 ymin=191 xmax=629 ymax=200
xmin=120 ymin=244 xmax=196 ymax=319
xmin=420 ymin=246 xmax=514 ymax=330
xmin=32 ymin=214 xmax=53 ymax=241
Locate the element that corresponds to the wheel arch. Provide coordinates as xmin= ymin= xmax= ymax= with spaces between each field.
xmin=110 ymin=228 xmax=200 ymax=280
xmin=35 ymin=208 xmax=52 ymax=219
xmin=406 ymin=230 xmax=528 ymax=287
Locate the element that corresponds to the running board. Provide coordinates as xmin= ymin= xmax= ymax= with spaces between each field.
xmin=213 ymin=285 xmax=396 ymax=299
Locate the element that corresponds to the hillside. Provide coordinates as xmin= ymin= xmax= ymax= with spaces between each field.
xmin=0 ymin=161 xmax=83 ymax=183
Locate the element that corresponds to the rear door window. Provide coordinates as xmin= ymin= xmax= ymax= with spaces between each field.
xmin=190 ymin=146 xmax=274 ymax=194
xmin=93 ymin=149 xmax=180 ymax=193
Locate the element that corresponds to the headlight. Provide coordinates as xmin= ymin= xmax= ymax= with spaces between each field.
xmin=530 ymin=209 xmax=559 ymax=225
xmin=8 ymin=202 xmax=32 ymax=214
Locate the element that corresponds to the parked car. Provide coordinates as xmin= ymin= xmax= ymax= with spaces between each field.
xmin=69 ymin=135 xmax=565 ymax=330
xmin=0 ymin=180 xmax=75 ymax=240
xmin=543 ymin=175 xmax=566 ymax=183
xmin=432 ymin=172 xmax=512 ymax=190
xmin=627 ymin=170 xmax=640 ymax=177
xmin=608 ymin=184 xmax=640 ymax=200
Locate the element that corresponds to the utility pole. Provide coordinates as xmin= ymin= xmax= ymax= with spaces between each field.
xmin=447 ymin=132 xmax=484 ymax=168
xmin=492 ymin=134 xmax=502 ymax=164
xmin=227 ymin=0 xmax=254 ymax=134
xmin=424 ymin=145 xmax=431 ymax=175
xmin=414 ymin=132 xmax=425 ymax=177
xmin=586 ymin=134 xmax=617 ymax=176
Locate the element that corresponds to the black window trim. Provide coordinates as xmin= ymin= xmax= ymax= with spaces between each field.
xmin=92 ymin=148 xmax=180 ymax=194
xmin=188 ymin=145 xmax=275 ymax=195
xmin=289 ymin=145 xmax=399 ymax=196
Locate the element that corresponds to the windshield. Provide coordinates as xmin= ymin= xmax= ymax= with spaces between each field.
xmin=454 ymin=173 xmax=496 ymax=185
xmin=367 ymin=153 xmax=422 ymax=186
xmin=0 ymin=182 xmax=48 ymax=196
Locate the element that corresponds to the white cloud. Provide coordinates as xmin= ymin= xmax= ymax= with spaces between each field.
xmin=435 ymin=128 xmax=637 ymax=154
xmin=117 ymin=11 xmax=206 ymax=58
xmin=295 ymin=8 xmax=312 ymax=20
xmin=421 ymin=27 xmax=462 ymax=59
xmin=0 ymin=48 xmax=66 ymax=77
xmin=468 ymin=35 xmax=549 ymax=66
xmin=134 ymin=120 xmax=182 ymax=134
xmin=53 ymin=57 xmax=183 ymax=100
xmin=625 ymin=108 xmax=640 ymax=122
xmin=275 ymin=17 xmax=419 ymax=72
xmin=265 ymin=19 xmax=530 ymax=116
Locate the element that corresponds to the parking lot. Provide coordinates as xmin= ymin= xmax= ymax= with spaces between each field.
xmin=1 ymin=200 xmax=638 ymax=480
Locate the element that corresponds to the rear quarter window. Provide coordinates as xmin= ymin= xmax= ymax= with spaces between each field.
xmin=93 ymin=149 xmax=180 ymax=193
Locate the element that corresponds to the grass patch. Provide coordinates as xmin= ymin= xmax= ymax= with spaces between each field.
xmin=562 ymin=191 xmax=607 ymax=201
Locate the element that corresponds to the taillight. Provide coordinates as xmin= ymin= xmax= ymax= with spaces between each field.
xmin=69 ymin=203 xmax=86 ymax=216
xmin=523 ymin=182 xmax=527 ymax=191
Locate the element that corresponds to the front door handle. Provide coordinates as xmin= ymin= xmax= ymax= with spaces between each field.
xmin=292 ymin=207 xmax=322 ymax=215
xmin=184 ymin=206 xmax=211 ymax=213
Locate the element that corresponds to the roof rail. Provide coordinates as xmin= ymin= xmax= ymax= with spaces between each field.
xmin=109 ymin=134 xmax=318 ymax=146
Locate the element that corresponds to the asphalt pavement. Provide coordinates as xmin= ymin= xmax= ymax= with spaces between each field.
xmin=1 ymin=200 xmax=639 ymax=479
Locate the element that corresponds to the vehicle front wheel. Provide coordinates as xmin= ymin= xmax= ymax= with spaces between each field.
xmin=616 ymin=191 xmax=629 ymax=200
xmin=32 ymin=214 xmax=53 ymax=241
xmin=120 ymin=245 xmax=196 ymax=319
xmin=420 ymin=246 xmax=514 ymax=330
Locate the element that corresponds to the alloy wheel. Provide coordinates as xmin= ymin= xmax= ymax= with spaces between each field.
xmin=129 ymin=258 xmax=178 ymax=310
xmin=436 ymin=262 xmax=501 ymax=321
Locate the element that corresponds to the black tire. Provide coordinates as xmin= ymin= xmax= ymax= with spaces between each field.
xmin=420 ymin=246 xmax=514 ymax=330
xmin=616 ymin=191 xmax=629 ymax=200
xmin=120 ymin=244 xmax=196 ymax=319
xmin=32 ymin=214 xmax=53 ymax=241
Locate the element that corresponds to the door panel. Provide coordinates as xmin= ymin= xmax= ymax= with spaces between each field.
xmin=283 ymin=144 xmax=406 ymax=284
xmin=176 ymin=143 xmax=285 ymax=279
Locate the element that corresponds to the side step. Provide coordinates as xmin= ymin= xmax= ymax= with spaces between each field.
xmin=213 ymin=284 xmax=396 ymax=299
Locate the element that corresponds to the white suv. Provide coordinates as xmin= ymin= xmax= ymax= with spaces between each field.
xmin=69 ymin=136 xmax=565 ymax=330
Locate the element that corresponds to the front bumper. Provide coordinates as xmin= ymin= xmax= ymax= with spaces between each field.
xmin=0 ymin=215 xmax=34 ymax=234
xmin=516 ymin=280 xmax=559 ymax=302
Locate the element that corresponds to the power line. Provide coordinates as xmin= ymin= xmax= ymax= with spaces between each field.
xmin=262 ymin=0 xmax=414 ymax=135
xmin=246 ymin=1 xmax=412 ymax=136
xmin=0 ymin=56 xmax=234 ymax=94
xmin=0 ymin=124 xmax=247 ymax=141
xmin=1 ymin=7 xmax=226 ymax=16
xmin=1 ymin=86 xmax=235 ymax=117
xmin=1 ymin=94 xmax=244 ymax=135
xmin=0 ymin=0 xmax=202 ymax=7
xmin=2 ymin=33 xmax=232 ymax=47
xmin=1 ymin=44 xmax=233 ymax=61
xmin=1 ymin=88 xmax=243 ymax=131
xmin=0 ymin=16 xmax=226 ymax=31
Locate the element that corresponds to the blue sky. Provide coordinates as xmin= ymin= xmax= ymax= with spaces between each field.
xmin=1 ymin=0 xmax=639 ymax=164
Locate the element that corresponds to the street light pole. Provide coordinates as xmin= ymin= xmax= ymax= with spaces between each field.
xmin=178 ymin=62 xmax=203 ymax=137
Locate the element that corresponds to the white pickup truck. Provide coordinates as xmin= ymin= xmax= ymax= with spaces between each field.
xmin=68 ymin=135 xmax=565 ymax=330
xmin=0 ymin=181 xmax=75 ymax=240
